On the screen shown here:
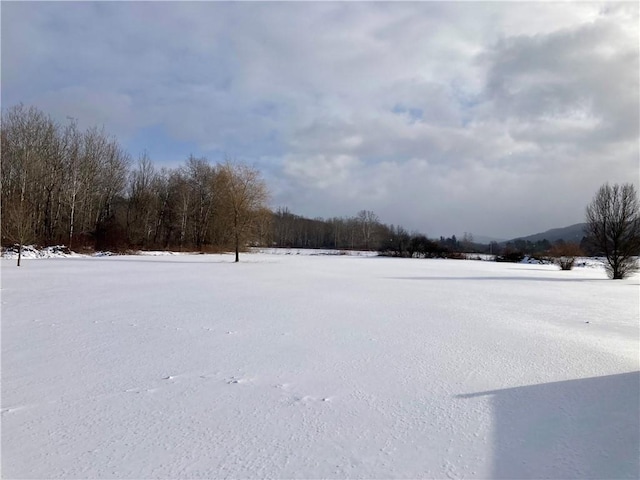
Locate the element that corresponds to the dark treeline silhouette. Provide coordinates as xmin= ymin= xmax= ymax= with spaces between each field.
xmin=270 ymin=211 xmax=476 ymax=258
xmin=498 ymin=237 xmax=599 ymax=259
xmin=272 ymin=207 xmax=387 ymax=251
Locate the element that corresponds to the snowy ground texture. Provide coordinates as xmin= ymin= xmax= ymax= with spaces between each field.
xmin=2 ymin=251 xmax=638 ymax=479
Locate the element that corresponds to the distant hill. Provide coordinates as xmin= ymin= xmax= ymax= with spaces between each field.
xmin=505 ymin=223 xmax=588 ymax=244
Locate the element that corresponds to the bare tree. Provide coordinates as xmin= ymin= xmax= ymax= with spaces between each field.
xmin=461 ymin=232 xmax=475 ymax=253
xmin=254 ymin=207 xmax=274 ymax=247
xmin=273 ymin=207 xmax=295 ymax=246
xmin=91 ymin=136 xmax=130 ymax=250
xmin=329 ymin=217 xmax=343 ymax=249
xmin=357 ymin=210 xmax=379 ymax=250
xmin=126 ymin=153 xmax=158 ymax=247
xmin=585 ymin=183 xmax=640 ymax=279
xmin=183 ymin=156 xmax=218 ymax=249
xmin=61 ymin=120 xmax=83 ymax=249
xmin=1 ymin=104 xmax=55 ymax=264
xmin=70 ymin=127 xmax=104 ymax=247
xmin=3 ymin=178 xmax=35 ymax=266
xmin=167 ymin=170 xmax=191 ymax=250
xmin=219 ymin=161 xmax=269 ymax=262
xmin=149 ymin=168 xmax=172 ymax=248
xmin=36 ymin=117 xmax=65 ymax=246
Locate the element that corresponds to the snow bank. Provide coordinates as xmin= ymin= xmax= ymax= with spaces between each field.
xmin=1 ymin=245 xmax=85 ymax=259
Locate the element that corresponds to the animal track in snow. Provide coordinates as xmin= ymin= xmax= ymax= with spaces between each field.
xmin=290 ymin=395 xmax=333 ymax=404
xmin=226 ymin=376 xmax=250 ymax=385
xmin=274 ymin=383 xmax=292 ymax=390
xmin=274 ymin=383 xmax=334 ymax=405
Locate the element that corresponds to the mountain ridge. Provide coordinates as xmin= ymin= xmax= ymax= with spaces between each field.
xmin=504 ymin=223 xmax=587 ymax=244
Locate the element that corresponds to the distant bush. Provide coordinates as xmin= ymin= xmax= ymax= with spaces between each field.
xmin=495 ymin=250 xmax=525 ymax=263
xmin=546 ymin=242 xmax=584 ymax=271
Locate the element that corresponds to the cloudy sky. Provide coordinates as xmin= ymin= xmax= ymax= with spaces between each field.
xmin=2 ymin=2 xmax=638 ymax=239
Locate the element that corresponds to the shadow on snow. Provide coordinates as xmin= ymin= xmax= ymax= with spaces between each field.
xmin=390 ymin=276 xmax=606 ymax=283
xmin=457 ymin=371 xmax=640 ymax=479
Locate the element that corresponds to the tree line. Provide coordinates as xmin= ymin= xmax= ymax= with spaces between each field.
xmin=3 ymin=104 xmax=638 ymax=278
xmin=271 ymin=190 xmax=640 ymax=282
xmin=272 ymin=208 xmax=385 ymax=251
xmin=0 ymin=103 xmax=577 ymax=260
xmin=1 ymin=104 xmax=269 ymax=263
xmin=272 ymin=209 xmax=476 ymax=257
xmin=1 ymin=104 xmax=456 ymax=257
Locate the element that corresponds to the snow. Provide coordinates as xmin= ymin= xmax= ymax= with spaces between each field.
xmin=1 ymin=245 xmax=84 ymax=259
xmin=2 ymin=253 xmax=638 ymax=479
xmin=252 ymin=247 xmax=378 ymax=257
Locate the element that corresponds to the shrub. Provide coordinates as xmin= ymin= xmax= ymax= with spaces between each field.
xmin=547 ymin=242 xmax=584 ymax=271
xmin=496 ymin=250 xmax=525 ymax=263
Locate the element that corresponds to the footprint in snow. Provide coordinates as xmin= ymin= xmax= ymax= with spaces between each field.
xmin=274 ymin=383 xmax=333 ymax=404
xmin=226 ymin=376 xmax=251 ymax=385
xmin=288 ymin=395 xmax=333 ymax=406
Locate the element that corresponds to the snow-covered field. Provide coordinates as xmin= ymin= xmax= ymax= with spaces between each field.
xmin=2 ymin=253 xmax=638 ymax=479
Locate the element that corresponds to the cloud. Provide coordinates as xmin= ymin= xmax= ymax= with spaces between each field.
xmin=2 ymin=1 xmax=637 ymax=239
xmin=282 ymin=154 xmax=362 ymax=190
xmin=482 ymin=15 xmax=638 ymax=142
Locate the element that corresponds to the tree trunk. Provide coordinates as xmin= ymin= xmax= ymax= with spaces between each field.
xmin=234 ymin=221 xmax=240 ymax=262
xmin=69 ymin=194 xmax=76 ymax=249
